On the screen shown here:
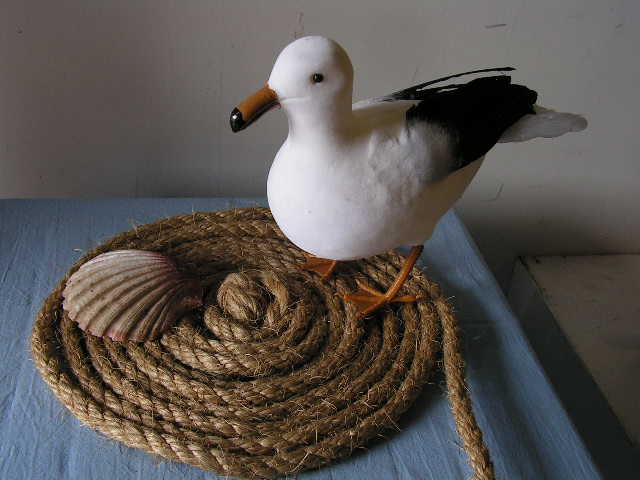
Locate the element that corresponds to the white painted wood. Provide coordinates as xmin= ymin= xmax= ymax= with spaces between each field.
xmin=522 ymin=254 xmax=640 ymax=446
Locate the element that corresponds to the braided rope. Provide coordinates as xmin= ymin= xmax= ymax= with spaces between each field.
xmin=31 ymin=207 xmax=494 ymax=479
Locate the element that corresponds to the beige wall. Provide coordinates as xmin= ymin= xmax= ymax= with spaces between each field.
xmin=1 ymin=1 xmax=638 ymax=272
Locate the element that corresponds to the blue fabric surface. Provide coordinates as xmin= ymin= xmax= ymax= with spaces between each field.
xmin=0 ymin=198 xmax=600 ymax=479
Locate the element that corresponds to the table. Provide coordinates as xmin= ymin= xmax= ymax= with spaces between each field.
xmin=0 ymin=198 xmax=603 ymax=479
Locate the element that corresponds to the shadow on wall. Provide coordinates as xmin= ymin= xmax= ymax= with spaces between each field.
xmin=459 ymin=170 xmax=639 ymax=288
xmin=462 ymin=208 xmax=614 ymax=291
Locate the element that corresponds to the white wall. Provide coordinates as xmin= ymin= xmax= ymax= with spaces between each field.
xmin=1 ymin=1 xmax=638 ymax=280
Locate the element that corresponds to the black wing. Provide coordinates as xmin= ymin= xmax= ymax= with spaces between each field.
xmin=398 ymin=72 xmax=537 ymax=171
xmin=379 ymin=67 xmax=516 ymax=102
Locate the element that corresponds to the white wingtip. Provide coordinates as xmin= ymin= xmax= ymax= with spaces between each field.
xmin=499 ymin=106 xmax=588 ymax=143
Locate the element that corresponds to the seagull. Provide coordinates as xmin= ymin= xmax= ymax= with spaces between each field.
xmin=230 ymin=36 xmax=587 ymax=317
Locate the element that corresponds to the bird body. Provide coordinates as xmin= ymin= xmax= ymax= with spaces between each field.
xmin=231 ymin=36 xmax=586 ymax=262
xmin=267 ymin=98 xmax=484 ymax=260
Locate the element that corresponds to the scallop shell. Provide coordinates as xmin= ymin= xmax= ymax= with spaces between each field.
xmin=62 ymin=250 xmax=203 ymax=342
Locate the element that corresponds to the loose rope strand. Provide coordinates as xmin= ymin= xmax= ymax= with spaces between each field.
xmin=438 ymin=301 xmax=496 ymax=480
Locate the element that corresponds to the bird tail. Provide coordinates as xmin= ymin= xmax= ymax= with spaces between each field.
xmin=498 ymin=106 xmax=587 ymax=143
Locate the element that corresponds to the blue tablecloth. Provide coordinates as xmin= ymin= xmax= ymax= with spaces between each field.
xmin=0 ymin=198 xmax=600 ymax=479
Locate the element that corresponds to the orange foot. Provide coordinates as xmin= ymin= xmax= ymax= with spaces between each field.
xmin=339 ymin=245 xmax=426 ymax=318
xmin=298 ymin=253 xmax=338 ymax=281
xmin=339 ymin=280 xmax=427 ymax=318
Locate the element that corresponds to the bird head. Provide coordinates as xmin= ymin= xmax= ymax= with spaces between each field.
xmin=230 ymin=36 xmax=353 ymax=133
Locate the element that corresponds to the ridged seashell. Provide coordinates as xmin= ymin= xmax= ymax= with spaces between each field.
xmin=62 ymin=250 xmax=203 ymax=342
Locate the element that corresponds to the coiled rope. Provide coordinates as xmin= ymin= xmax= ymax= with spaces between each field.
xmin=31 ymin=207 xmax=494 ymax=479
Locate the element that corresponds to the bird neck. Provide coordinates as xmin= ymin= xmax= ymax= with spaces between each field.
xmin=283 ymin=94 xmax=354 ymax=145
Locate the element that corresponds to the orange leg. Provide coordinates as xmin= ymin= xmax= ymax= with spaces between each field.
xmin=339 ymin=245 xmax=426 ymax=318
xmin=298 ymin=253 xmax=339 ymax=281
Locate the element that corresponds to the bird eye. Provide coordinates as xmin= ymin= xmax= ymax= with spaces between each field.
xmin=311 ymin=73 xmax=324 ymax=83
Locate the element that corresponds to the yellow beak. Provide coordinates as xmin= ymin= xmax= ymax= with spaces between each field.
xmin=230 ymin=85 xmax=279 ymax=132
